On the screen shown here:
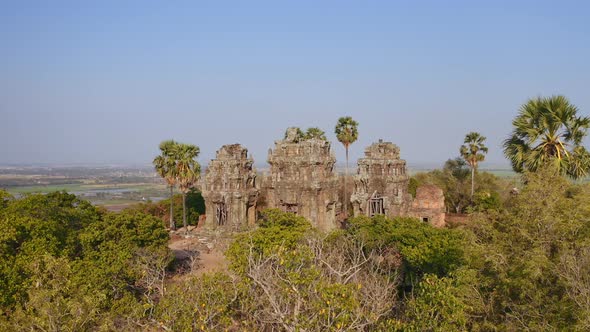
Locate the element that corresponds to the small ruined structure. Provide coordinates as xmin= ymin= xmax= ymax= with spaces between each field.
xmin=265 ymin=127 xmax=340 ymax=231
xmin=409 ymin=185 xmax=446 ymax=227
xmin=351 ymin=139 xmax=412 ymax=218
xmin=201 ymin=144 xmax=259 ymax=230
xmin=351 ymin=139 xmax=446 ymax=227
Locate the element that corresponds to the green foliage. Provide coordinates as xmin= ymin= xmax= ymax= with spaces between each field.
xmin=445 ymin=157 xmax=471 ymax=180
xmin=5 ymin=255 xmax=101 ymax=331
xmin=408 ymin=177 xmax=419 ymax=198
xmin=79 ymin=209 xmax=168 ymax=253
xmin=173 ymin=142 xmax=201 ymax=231
xmin=460 ymin=132 xmax=488 ymax=197
xmin=460 ymin=131 xmax=488 ymax=171
xmin=503 ymin=95 xmax=590 ymax=179
xmin=0 ymin=192 xmax=170 ymax=330
xmin=226 ymin=209 xmax=312 ymax=275
xmin=74 ymin=210 xmax=169 ymax=308
xmin=466 ymin=167 xmax=590 ymax=329
xmin=0 ymin=190 xmax=12 ymax=209
xmin=334 ymin=116 xmax=359 ymax=148
xmin=225 ymin=210 xmax=399 ymax=330
xmin=6 ymin=157 xmax=590 ymax=330
xmin=175 ymin=143 xmax=200 ymax=197
xmin=130 ymin=190 xmax=205 ymax=228
xmin=156 ymin=273 xmax=238 ymax=331
xmin=348 ymin=215 xmax=466 ymax=282
xmin=153 ymin=139 xmax=179 ymax=187
xmin=402 ymin=274 xmax=469 ymax=331
xmin=284 ymin=127 xmax=328 ymax=141
xmin=412 ymin=159 xmax=470 ymax=213
xmin=153 ymin=139 xmax=202 ymax=230
xmin=412 ymin=160 xmax=506 ymax=213
xmin=304 ymin=127 xmax=327 ymax=140
xmin=470 ymin=190 xmax=501 ymax=212
xmin=284 ymin=127 xmax=305 ymax=141
xmin=0 ymin=192 xmax=101 ymax=308
xmin=153 ymin=139 xmax=180 ymax=229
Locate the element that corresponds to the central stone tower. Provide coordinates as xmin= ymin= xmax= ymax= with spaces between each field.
xmin=265 ymin=128 xmax=340 ymax=231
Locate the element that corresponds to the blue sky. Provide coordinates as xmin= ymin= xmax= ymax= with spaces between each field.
xmin=1 ymin=0 xmax=589 ymax=167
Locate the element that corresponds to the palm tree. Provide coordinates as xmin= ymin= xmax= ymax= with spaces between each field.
xmin=503 ymin=95 xmax=590 ymax=179
xmin=460 ymin=132 xmax=488 ymax=198
xmin=153 ymin=140 xmax=178 ymax=230
xmin=305 ymin=127 xmax=327 ymax=140
xmin=175 ymin=143 xmax=201 ymax=234
xmin=335 ymin=116 xmax=359 ymax=216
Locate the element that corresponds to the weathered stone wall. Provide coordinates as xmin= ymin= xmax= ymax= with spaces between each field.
xmin=351 ymin=140 xmax=446 ymax=227
xmin=201 ymin=137 xmax=446 ymax=231
xmin=265 ymin=128 xmax=340 ymax=231
xmin=351 ymin=139 xmax=412 ymax=219
xmin=201 ymin=144 xmax=259 ymax=230
xmin=408 ymin=185 xmax=446 ymax=227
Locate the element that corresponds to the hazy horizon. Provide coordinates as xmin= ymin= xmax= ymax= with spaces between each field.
xmin=2 ymin=1 xmax=589 ymax=167
xmin=0 ymin=160 xmax=513 ymax=171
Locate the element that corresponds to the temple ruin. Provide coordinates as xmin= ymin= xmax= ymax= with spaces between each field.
xmin=351 ymin=139 xmax=412 ymax=219
xmin=201 ymin=144 xmax=259 ymax=230
xmin=264 ymin=127 xmax=340 ymax=231
xmin=200 ymin=134 xmax=445 ymax=231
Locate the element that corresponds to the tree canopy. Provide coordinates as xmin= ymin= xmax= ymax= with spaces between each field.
xmin=503 ymin=95 xmax=590 ymax=179
xmin=284 ymin=127 xmax=328 ymax=142
xmin=460 ymin=132 xmax=488 ymax=197
xmin=334 ymin=116 xmax=359 ymax=150
xmin=154 ymin=139 xmax=180 ymax=229
xmin=0 ymin=192 xmax=170 ymax=330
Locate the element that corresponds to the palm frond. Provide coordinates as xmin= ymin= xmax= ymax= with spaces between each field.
xmin=504 ymin=95 xmax=590 ymax=177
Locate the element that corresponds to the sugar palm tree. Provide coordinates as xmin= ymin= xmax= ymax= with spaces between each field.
xmin=305 ymin=127 xmax=327 ymax=140
xmin=175 ymin=143 xmax=201 ymax=233
xmin=335 ymin=116 xmax=359 ymax=216
xmin=460 ymin=132 xmax=488 ymax=198
xmin=503 ymin=95 xmax=590 ymax=179
xmin=153 ymin=140 xmax=178 ymax=230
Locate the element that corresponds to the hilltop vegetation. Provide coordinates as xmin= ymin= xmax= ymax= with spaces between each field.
xmin=0 ymin=191 xmax=171 ymax=330
xmin=1 ymin=96 xmax=590 ymax=330
xmin=1 ymin=165 xmax=590 ymax=330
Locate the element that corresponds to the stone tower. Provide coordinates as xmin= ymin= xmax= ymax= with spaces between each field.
xmin=202 ymin=144 xmax=259 ymax=230
xmin=351 ymin=139 xmax=412 ymax=218
xmin=265 ymin=127 xmax=340 ymax=231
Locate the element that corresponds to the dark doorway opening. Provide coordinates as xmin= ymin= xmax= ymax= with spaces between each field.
xmin=216 ymin=202 xmax=227 ymax=226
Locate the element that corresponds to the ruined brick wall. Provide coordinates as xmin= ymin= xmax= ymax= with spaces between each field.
xmin=265 ymin=128 xmax=340 ymax=231
xmin=201 ymin=144 xmax=259 ymax=230
xmin=409 ymin=185 xmax=446 ymax=227
xmin=351 ymin=140 xmax=412 ymax=219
